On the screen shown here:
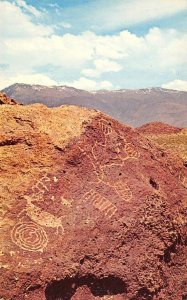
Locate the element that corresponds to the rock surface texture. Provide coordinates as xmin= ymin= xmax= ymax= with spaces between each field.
xmin=0 ymin=92 xmax=18 ymax=105
xmin=0 ymin=104 xmax=187 ymax=300
xmin=137 ymin=122 xmax=187 ymax=163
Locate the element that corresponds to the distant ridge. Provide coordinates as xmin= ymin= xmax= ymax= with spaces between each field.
xmin=2 ymin=83 xmax=187 ymax=127
xmin=137 ymin=121 xmax=187 ymax=163
xmin=137 ymin=121 xmax=182 ymax=134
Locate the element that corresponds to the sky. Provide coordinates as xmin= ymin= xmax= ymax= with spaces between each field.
xmin=0 ymin=0 xmax=187 ymax=91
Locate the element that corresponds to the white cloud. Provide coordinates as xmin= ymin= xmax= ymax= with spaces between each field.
xmin=48 ymin=3 xmax=60 ymax=9
xmin=90 ymin=0 xmax=187 ymax=31
xmin=82 ymin=59 xmax=122 ymax=78
xmin=58 ymin=22 xmax=72 ymax=29
xmin=0 ymin=1 xmax=53 ymax=38
xmin=60 ymin=77 xmax=113 ymax=90
xmin=0 ymin=73 xmax=57 ymax=90
xmin=15 ymin=0 xmax=41 ymax=17
xmin=0 ymin=1 xmax=186 ymax=91
xmin=162 ymin=80 xmax=187 ymax=91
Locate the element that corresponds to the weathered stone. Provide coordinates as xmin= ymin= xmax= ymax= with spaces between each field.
xmin=0 ymin=104 xmax=186 ymax=300
xmin=137 ymin=122 xmax=187 ymax=163
xmin=0 ymin=92 xmax=18 ymax=105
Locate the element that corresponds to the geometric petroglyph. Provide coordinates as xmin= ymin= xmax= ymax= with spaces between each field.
xmin=183 ymin=177 xmax=187 ymax=189
xmin=98 ymin=119 xmax=113 ymax=136
xmin=11 ymin=221 xmax=48 ymax=252
xmin=31 ymin=173 xmax=51 ymax=200
xmin=0 ymin=204 xmax=8 ymax=221
xmin=114 ymin=181 xmax=133 ymax=202
xmin=123 ymin=143 xmax=140 ymax=160
xmin=180 ymin=174 xmax=187 ymax=189
xmin=83 ymin=189 xmax=117 ymax=219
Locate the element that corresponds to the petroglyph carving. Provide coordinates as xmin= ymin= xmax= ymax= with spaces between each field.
xmin=124 ymin=143 xmax=140 ymax=160
xmin=61 ymin=196 xmax=72 ymax=207
xmin=179 ymin=173 xmax=187 ymax=189
xmin=83 ymin=189 xmax=117 ymax=219
xmin=91 ymin=141 xmax=100 ymax=160
xmin=114 ymin=181 xmax=133 ymax=202
xmin=53 ymin=176 xmax=58 ymax=183
xmin=31 ymin=173 xmax=51 ymax=198
xmin=98 ymin=119 xmax=113 ymax=136
xmin=78 ymin=146 xmax=102 ymax=183
xmin=22 ymin=195 xmax=64 ymax=235
xmin=0 ymin=205 xmax=7 ymax=221
xmin=11 ymin=222 xmax=48 ymax=252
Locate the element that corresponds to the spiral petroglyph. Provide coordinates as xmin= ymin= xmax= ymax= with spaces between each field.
xmin=11 ymin=222 xmax=48 ymax=252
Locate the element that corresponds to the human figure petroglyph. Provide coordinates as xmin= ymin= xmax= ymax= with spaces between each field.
xmin=21 ymin=195 xmax=64 ymax=235
xmin=83 ymin=189 xmax=117 ymax=219
xmin=11 ymin=221 xmax=48 ymax=252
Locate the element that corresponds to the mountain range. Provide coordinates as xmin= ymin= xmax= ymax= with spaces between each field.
xmin=2 ymin=83 xmax=187 ymax=127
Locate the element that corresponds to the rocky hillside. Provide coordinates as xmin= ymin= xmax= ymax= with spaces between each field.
xmin=0 ymin=92 xmax=18 ymax=105
xmin=137 ymin=122 xmax=187 ymax=163
xmin=0 ymin=103 xmax=187 ymax=300
xmin=2 ymin=83 xmax=187 ymax=127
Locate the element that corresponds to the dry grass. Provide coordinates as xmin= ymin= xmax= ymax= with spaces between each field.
xmin=144 ymin=129 xmax=187 ymax=162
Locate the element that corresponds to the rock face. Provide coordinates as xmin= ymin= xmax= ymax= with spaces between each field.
xmin=137 ymin=122 xmax=187 ymax=163
xmin=0 ymin=92 xmax=18 ymax=105
xmin=0 ymin=104 xmax=187 ymax=300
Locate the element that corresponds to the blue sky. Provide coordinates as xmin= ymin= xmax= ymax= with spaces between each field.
xmin=0 ymin=0 xmax=187 ymax=90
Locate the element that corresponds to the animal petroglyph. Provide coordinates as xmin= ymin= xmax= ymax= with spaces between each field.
xmin=22 ymin=195 xmax=64 ymax=235
xmin=11 ymin=222 xmax=48 ymax=252
xmin=114 ymin=181 xmax=133 ymax=202
xmin=83 ymin=189 xmax=117 ymax=219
